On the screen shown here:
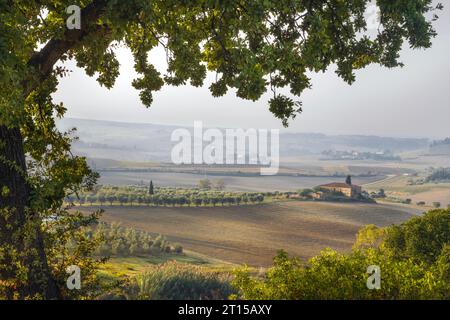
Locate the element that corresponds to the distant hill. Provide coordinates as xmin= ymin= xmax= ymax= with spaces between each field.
xmin=429 ymin=138 xmax=450 ymax=155
xmin=280 ymin=132 xmax=428 ymax=155
xmin=57 ymin=118 xmax=429 ymax=163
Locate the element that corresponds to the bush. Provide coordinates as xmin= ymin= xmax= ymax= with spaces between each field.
xmin=174 ymin=244 xmax=183 ymax=254
xmin=433 ymin=202 xmax=441 ymax=208
xmin=126 ymin=262 xmax=235 ymax=300
xmin=299 ymin=189 xmax=314 ymax=197
xmin=383 ymin=208 xmax=450 ymax=264
xmin=232 ymin=209 xmax=450 ymax=300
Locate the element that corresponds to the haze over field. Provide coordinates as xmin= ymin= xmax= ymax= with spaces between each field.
xmin=58 ymin=117 xmax=431 ymax=163
xmin=57 ymin=118 xmax=449 ymax=194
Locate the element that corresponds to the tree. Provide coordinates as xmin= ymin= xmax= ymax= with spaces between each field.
xmin=0 ymin=0 xmax=442 ymax=299
xmin=118 ymin=195 xmax=128 ymax=206
xmin=194 ymin=198 xmax=203 ymax=207
xmin=198 ymin=178 xmax=212 ymax=190
xmin=112 ymin=238 xmax=130 ymax=257
xmin=178 ymin=196 xmax=187 ymax=207
xmin=78 ymin=196 xmax=86 ymax=206
xmin=433 ymin=202 xmax=441 ymax=208
xmin=137 ymin=196 xmax=144 ymax=206
xmin=87 ymin=195 xmax=97 ymax=206
xmin=149 ymin=181 xmax=154 ymax=195
xmin=106 ymin=194 xmax=116 ymax=206
xmin=202 ymin=197 xmax=211 ymax=206
xmin=214 ymin=179 xmax=226 ymax=191
xmin=98 ymin=194 xmax=106 ymax=206
xmin=256 ymin=194 xmax=265 ymax=203
xmin=128 ymin=194 xmax=137 ymax=206
xmin=300 ymin=189 xmax=314 ymax=197
xmin=346 ymin=175 xmax=352 ymax=185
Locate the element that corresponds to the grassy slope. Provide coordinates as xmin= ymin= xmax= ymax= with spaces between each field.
xmin=363 ymin=175 xmax=450 ymax=207
xmin=98 ymin=250 xmax=236 ymax=282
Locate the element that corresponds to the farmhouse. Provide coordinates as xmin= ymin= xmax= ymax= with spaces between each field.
xmin=317 ymin=182 xmax=362 ymax=198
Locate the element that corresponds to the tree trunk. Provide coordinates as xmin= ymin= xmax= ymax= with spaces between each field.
xmin=0 ymin=125 xmax=59 ymax=299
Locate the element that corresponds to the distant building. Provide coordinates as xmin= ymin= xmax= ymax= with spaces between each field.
xmin=317 ymin=182 xmax=362 ymax=198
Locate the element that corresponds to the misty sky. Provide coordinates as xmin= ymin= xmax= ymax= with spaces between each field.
xmin=54 ymin=6 xmax=450 ymax=139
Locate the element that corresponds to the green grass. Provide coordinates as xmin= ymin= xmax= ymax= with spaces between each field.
xmin=99 ymin=254 xmax=206 ymax=278
xmin=125 ymin=261 xmax=236 ymax=300
xmin=98 ymin=250 xmax=236 ymax=283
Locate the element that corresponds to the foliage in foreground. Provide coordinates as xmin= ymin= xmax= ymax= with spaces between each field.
xmin=232 ymin=209 xmax=450 ymax=300
xmin=123 ymin=261 xmax=235 ymax=300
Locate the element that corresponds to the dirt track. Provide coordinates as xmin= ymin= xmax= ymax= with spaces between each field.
xmin=92 ymin=201 xmax=419 ymax=267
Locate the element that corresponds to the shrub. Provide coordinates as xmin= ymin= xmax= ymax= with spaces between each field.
xmin=174 ymin=244 xmax=183 ymax=254
xmin=384 ymin=208 xmax=450 ymax=264
xmin=433 ymin=202 xmax=441 ymax=208
xmin=198 ymin=179 xmax=212 ymax=190
xmin=232 ymin=209 xmax=450 ymax=300
xmin=299 ymin=189 xmax=314 ymax=197
xmin=126 ymin=262 xmax=235 ymax=300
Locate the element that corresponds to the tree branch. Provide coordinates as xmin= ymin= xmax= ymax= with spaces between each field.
xmin=24 ymin=0 xmax=110 ymax=96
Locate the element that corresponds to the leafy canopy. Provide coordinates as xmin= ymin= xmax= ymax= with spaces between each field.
xmin=0 ymin=0 xmax=443 ymax=127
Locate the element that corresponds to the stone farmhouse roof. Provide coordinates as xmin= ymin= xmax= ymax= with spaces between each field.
xmin=319 ymin=183 xmax=356 ymax=189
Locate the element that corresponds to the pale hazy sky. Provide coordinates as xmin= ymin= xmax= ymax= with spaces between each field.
xmin=54 ymin=7 xmax=450 ymax=139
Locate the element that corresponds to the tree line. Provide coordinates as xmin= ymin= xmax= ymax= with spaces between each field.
xmin=66 ymin=185 xmax=265 ymax=207
xmin=425 ymin=167 xmax=450 ymax=182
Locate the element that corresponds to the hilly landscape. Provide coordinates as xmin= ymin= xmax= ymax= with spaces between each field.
xmin=62 ymin=118 xmax=449 ymax=270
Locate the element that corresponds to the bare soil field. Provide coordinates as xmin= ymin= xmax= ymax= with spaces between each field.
xmin=88 ymin=201 xmax=420 ymax=267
